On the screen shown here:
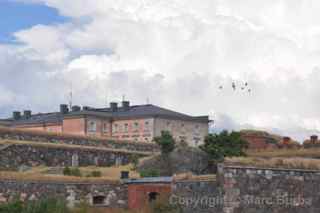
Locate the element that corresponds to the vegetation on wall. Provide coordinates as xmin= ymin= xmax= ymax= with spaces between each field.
xmin=154 ymin=131 xmax=175 ymax=155
xmin=200 ymin=130 xmax=248 ymax=160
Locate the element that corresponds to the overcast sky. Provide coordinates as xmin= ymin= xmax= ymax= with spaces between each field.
xmin=1 ymin=0 xmax=320 ymax=142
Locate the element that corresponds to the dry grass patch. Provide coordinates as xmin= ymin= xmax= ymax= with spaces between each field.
xmin=247 ymin=148 xmax=320 ymax=158
xmin=226 ymin=157 xmax=320 ymax=170
xmin=0 ymin=165 xmax=140 ymax=182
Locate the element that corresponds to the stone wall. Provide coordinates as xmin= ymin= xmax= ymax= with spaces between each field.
xmin=0 ymin=179 xmax=127 ymax=209
xmin=0 ymin=127 xmax=159 ymax=153
xmin=171 ymin=179 xmax=222 ymax=213
xmin=0 ymin=143 xmax=146 ymax=170
xmin=220 ymin=165 xmax=320 ymax=213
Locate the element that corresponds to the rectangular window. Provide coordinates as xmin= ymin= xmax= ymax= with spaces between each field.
xmin=113 ymin=124 xmax=118 ymax=133
xmin=144 ymin=121 xmax=150 ymax=132
xmin=103 ymin=123 xmax=108 ymax=133
xmin=88 ymin=121 xmax=97 ymax=132
xmin=124 ymin=123 xmax=129 ymax=133
xmin=133 ymin=122 xmax=139 ymax=132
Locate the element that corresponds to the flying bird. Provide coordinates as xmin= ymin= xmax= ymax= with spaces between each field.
xmin=232 ymin=82 xmax=236 ymax=91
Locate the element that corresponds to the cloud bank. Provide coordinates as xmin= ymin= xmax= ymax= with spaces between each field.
xmin=1 ymin=0 xmax=320 ymax=142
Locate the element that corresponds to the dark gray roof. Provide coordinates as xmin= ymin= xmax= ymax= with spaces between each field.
xmin=9 ymin=104 xmax=209 ymax=126
xmin=71 ymin=104 xmax=209 ymax=122
xmin=11 ymin=112 xmax=63 ymax=126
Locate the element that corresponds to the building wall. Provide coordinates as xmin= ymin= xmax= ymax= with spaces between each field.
xmin=0 ymin=127 xmax=159 ymax=153
xmin=86 ymin=117 xmax=111 ymax=138
xmin=154 ymin=118 xmax=208 ymax=146
xmin=63 ymin=117 xmax=86 ymax=135
xmin=111 ymin=118 xmax=154 ymax=143
xmin=127 ymin=183 xmax=172 ymax=210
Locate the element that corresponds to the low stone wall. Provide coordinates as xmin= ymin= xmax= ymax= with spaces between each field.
xmin=220 ymin=165 xmax=320 ymax=213
xmin=0 ymin=143 xmax=146 ymax=170
xmin=0 ymin=179 xmax=127 ymax=208
xmin=0 ymin=127 xmax=159 ymax=153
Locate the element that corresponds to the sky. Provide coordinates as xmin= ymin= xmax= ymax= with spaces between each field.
xmin=0 ymin=0 xmax=320 ymax=142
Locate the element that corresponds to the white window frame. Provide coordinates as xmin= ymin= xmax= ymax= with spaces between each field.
xmin=88 ymin=120 xmax=97 ymax=132
xmin=102 ymin=122 xmax=108 ymax=133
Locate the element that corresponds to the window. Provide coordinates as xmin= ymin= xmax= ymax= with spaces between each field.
xmin=194 ymin=124 xmax=200 ymax=135
xmin=144 ymin=121 xmax=150 ymax=132
xmin=133 ymin=122 xmax=139 ymax=132
xmin=113 ymin=124 xmax=118 ymax=133
xmin=88 ymin=121 xmax=97 ymax=132
xmin=102 ymin=123 xmax=108 ymax=133
xmin=124 ymin=123 xmax=129 ymax=133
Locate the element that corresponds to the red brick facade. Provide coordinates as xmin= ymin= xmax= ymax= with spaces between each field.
xmin=127 ymin=183 xmax=172 ymax=209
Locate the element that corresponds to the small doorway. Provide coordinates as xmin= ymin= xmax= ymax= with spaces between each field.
xmin=148 ymin=192 xmax=159 ymax=203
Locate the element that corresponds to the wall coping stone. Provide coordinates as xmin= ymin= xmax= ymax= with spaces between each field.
xmin=223 ymin=164 xmax=320 ymax=173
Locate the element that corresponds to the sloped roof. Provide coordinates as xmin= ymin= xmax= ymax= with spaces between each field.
xmin=9 ymin=104 xmax=209 ymax=126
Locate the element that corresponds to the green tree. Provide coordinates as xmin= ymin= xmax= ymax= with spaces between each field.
xmin=200 ymin=130 xmax=248 ymax=160
xmin=154 ymin=131 xmax=176 ymax=155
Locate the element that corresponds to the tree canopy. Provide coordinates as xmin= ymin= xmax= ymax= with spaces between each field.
xmin=154 ymin=131 xmax=176 ymax=155
xmin=200 ymin=130 xmax=248 ymax=160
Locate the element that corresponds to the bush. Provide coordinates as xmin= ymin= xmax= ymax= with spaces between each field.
xmin=90 ymin=170 xmax=102 ymax=177
xmin=63 ymin=167 xmax=71 ymax=176
xmin=63 ymin=167 xmax=82 ymax=177
xmin=154 ymin=131 xmax=175 ymax=155
xmin=0 ymin=197 xmax=69 ymax=213
xmin=140 ymin=169 xmax=160 ymax=178
xmin=200 ymin=130 xmax=248 ymax=161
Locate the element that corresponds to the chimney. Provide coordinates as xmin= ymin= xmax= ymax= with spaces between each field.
xmin=110 ymin=102 xmax=118 ymax=112
xmin=23 ymin=110 xmax=32 ymax=119
xmin=311 ymin=135 xmax=318 ymax=144
xmin=82 ymin=106 xmax=90 ymax=111
xmin=13 ymin=111 xmax=21 ymax=120
xmin=122 ymin=101 xmax=130 ymax=111
xmin=71 ymin=105 xmax=81 ymax=112
xmin=282 ymin=137 xmax=291 ymax=145
xmin=60 ymin=104 xmax=69 ymax=114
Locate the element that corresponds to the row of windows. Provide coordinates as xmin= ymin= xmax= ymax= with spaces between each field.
xmin=87 ymin=120 xmax=202 ymax=134
xmin=87 ymin=120 xmax=151 ymax=133
xmin=113 ymin=121 xmax=151 ymax=133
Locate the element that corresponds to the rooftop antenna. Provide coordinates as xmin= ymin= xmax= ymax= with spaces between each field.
xmin=122 ymin=94 xmax=126 ymax=102
xmin=69 ymin=82 xmax=73 ymax=109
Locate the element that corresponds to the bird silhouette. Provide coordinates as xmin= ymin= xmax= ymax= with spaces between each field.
xmin=232 ymin=82 xmax=236 ymax=90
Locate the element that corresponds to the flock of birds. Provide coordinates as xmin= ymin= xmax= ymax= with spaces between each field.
xmin=218 ymin=82 xmax=252 ymax=93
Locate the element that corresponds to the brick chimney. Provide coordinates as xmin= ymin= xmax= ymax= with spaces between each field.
xmin=23 ymin=110 xmax=32 ymax=119
xmin=311 ymin=135 xmax=318 ymax=144
xmin=13 ymin=111 xmax=21 ymax=120
xmin=122 ymin=101 xmax=130 ymax=111
xmin=110 ymin=102 xmax=118 ymax=112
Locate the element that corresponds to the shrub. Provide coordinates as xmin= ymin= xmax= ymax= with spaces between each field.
xmin=63 ymin=167 xmax=82 ymax=177
xmin=90 ymin=171 xmax=102 ymax=177
xmin=200 ymin=130 xmax=248 ymax=161
xmin=140 ymin=169 xmax=160 ymax=178
xmin=154 ymin=131 xmax=175 ymax=155
xmin=63 ymin=167 xmax=71 ymax=176
xmin=0 ymin=197 xmax=69 ymax=213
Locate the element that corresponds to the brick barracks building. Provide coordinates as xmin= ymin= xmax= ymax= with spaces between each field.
xmin=1 ymin=101 xmax=209 ymax=146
